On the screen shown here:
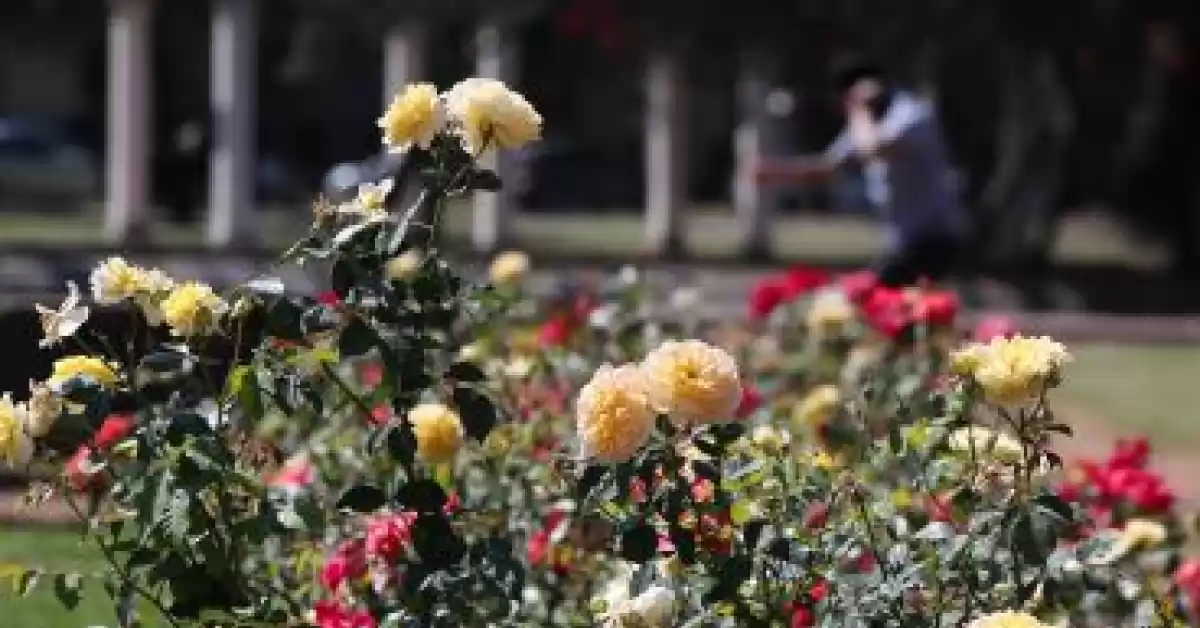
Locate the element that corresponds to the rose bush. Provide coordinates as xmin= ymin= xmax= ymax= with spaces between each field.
xmin=0 ymin=78 xmax=1195 ymax=628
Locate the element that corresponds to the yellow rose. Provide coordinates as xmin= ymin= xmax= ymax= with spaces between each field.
xmin=160 ymin=281 xmax=228 ymax=337
xmin=443 ymin=78 xmax=542 ymax=154
xmin=378 ymin=82 xmax=444 ymax=151
xmin=340 ymin=179 xmax=395 ymax=218
xmin=48 ymin=355 xmax=120 ymax=389
xmin=132 ymin=267 xmax=175 ymax=325
xmin=641 ymin=340 xmax=741 ymax=425
xmin=805 ymin=288 xmax=854 ymax=334
xmin=34 ymin=280 xmax=89 ymax=349
xmin=407 ymin=402 xmax=464 ymax=462
xmin=576 ymin=364 xmax=655 ymax=463
xmin=0 ymin=394 xmax=33 ymax=467
xmin=488 ymin=250 xmax=530 ymax=286
xmin=968 ymin=611 xmax=1049 ymax=628
xmin=23 ymin=380 xmax=61 ymax=438
xmin=947 ymin=426 xmax=1024 ymax=463
xmin=750 ymin=425 xmax=788 ymax=451
xmin=457 ymin=342 xmax=486 ymax=364
xmin=955 ymin=335 xmax=1071 ymax=405
xmin=386 ymin=249 xmax=424 ymax=281
xmin=1093 ymin=518 xmax=1169 ymax=565
xmin=89 ymin=256 xmax=145 ymax=304
xmin=792 ymin=385 xmax=841 ymax=429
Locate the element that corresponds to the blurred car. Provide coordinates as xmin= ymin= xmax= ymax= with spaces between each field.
xmin=0 ymin=117 xmax=98 ymax=210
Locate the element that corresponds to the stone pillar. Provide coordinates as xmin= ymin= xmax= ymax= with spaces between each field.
xmin=644 ymin=48 xmax=687 ymax=257
xmin=104 ymin=0 xmax=154 ymax=243
xmin=472 ymin=21 xmax=517 ymax=253
xmin=383 ymin=24 xmax=426 ymax=105
xmin=208 ymin=0 xmax=257 ymax=248
xmin=733 ymin=49 xmax=785 ymax=260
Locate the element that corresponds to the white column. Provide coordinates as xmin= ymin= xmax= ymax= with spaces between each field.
xmin=733 ymin=49 xmax=784 ymax=259
xmin=208 ymin=0 xmax=257 ymax=248
xmin=472 ymin=21 xmax=517 ymax=253
xmin=644 ymin=49 xmax=687 ymax=257
xmin=383 ymin=23 xmax=426 ymax=105
xmin=104 ymin=0 xmax=154 ymax=243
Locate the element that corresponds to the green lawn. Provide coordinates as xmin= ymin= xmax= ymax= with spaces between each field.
xmin=0 ymin=526 xmax=116 ymax=627
xmin=0 ymin=207 xmax=1166 ymax=268
xmin=1059 ymin=342 xmax=1200 ymax=449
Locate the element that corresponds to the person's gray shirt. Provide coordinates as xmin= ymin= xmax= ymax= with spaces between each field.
xmin=825 ymin=90 xmax=964 ymax=248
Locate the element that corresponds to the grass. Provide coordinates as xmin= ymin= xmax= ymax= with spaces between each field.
xmin=1059 ymin=342 xmax=1200 ymax=450
xmin=0 ymin=526 xmax=116 ymax=627
xmin=0 ymin=206 xmax=1167 ymax=268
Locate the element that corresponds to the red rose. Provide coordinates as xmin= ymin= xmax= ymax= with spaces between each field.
xmin=313 ymin=600 xmax=377 ymax=628
xmin=93 ymin=414 xmax=135 ymax=449
xmin=443 ymin=491 xmax=461 ymax=516
xmin=64 ymin=446 xmax=102 ymax=492
xmin=802 ymin=502 xmax=829 ymax=530
xmin=925 ymin=494 xmax=953 ymax=523
xmin=781 ymin=266 xmax=830 ymax=300
xmin=544 ymin=508 xmax=567 ymax=533
xmin=913 ymin=290 xmax=958 ymax=326
xmin=365 ymin=512 xmax=416 ymax=562
xmin=368 ymin=404 xmax=392 ymax=426
xmin=657 ymin=533 xmax=677 ymax=554
xmin=691 ymin=478 xmax=715 ymax=503
xmin=526 ymin=529 xmax=550 ymax=566
xmin=735 ymin=385 xmax=762 ymax=419
xmin=1128 ymin=479 xmax=1174 ymax=513
xmin=1176 ymin=559 xmax=1200 ymax=594
xmin=538 ymin=315 xmax=573 ymax=347
xmin=358 ymin=362 xmax=384 ymax=389
xmin=789 ymin=605 xmax=815 ymax=628
xmin=972 ymin=315 xmax=1017 ymax=342
xmin=839 ymin=270 xmax=878 ymax=304
xmin=748 ymin=277 xmax=788 ymax=320
xmin=267 ymin=455 xmax=314 ymax=489
xmin=808 ymin=579 xmax=829 ymax=602
xmin=320 ymin=540 xmax=367 ymax=591
xmin=316 ymin=291 xmax=341 ymax=307
xmin=1110 ymin=437 xmax=1150 ymax=470
xmin=629 ymin=477 xmax=648 ymax=503
xmin=1055 ymin=481 xmax=1082 ymax=503
xmin=860 ymin=287 xmax=911 ymax=338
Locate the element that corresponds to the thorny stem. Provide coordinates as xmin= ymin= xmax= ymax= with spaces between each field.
xmin=61 ymin=485 xmax=183 ymax=628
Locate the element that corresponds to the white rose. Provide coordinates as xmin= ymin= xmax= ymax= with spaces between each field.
xmin=629 ymin=585 xmax=675 ymax=627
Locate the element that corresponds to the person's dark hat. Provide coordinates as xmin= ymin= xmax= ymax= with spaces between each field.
xmin=831 ymin=56 xmax=887 ymax=94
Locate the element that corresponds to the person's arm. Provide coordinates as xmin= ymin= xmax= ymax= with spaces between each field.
xmin=753 ymin=154 xmax=838 ymax=185
xmin=753 ymin=129 xmax=851 ymax=185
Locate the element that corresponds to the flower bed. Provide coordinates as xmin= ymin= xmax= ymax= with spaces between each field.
xmin=0 ymin=78 xmax=1196 ymax=628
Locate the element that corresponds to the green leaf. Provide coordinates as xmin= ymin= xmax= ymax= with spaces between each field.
xmin=444 ymin=361 xmax=486 ymax=383
xmin=18 ymin=569 xmax=40 ymax=597
xmin=336 ymin=484 xmax=387 ymax=513
xmin=467 ymin=168 xmax=503 ymax=192
xmin=53 ymin=573 xmax=82 ymax=609
xmin=386 ymin=420 xmax=417 ymax=470
xmin=1033 ymin=492 xmax=1075 ymax=524
xmin=227 ymin=366 xmax=265 ymax=423
xmin=452 ymin=385 xmax=498 ymax=442
xmin=264 ymin=298 xmax=305 ymax=341
xmin=339 ymin=317 xmax=376 ymax=358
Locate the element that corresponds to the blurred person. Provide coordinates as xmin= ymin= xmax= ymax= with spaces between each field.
xmin=978 ymin=48 xmax=1074 ymax=285
xmin=754 ymin=61 xmax=968 ymax=286
xmin=1114 ymin=20 xmax=1200 ymax=276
